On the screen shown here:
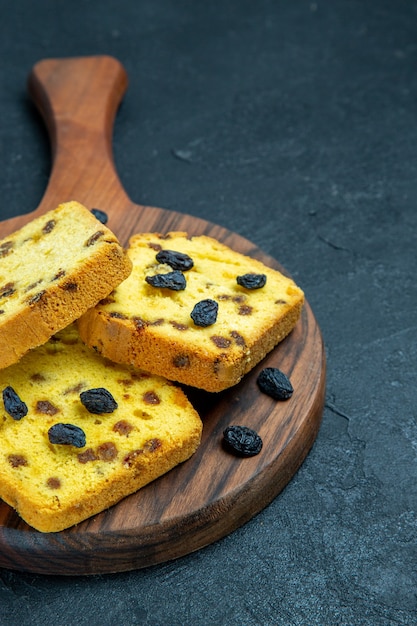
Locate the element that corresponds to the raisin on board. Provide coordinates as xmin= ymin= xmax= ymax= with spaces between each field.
xmin=80 ymin=388 xmax=118 ymax=414
xmin=190 ymin=299 xmax=219 ymax=327
xmin=155 ymin=249 xmax=194 ymax=271
xmin=236 ymin=273 xmax=267 ymax=289
xmin=48 ymin=423 xmax=86 ymax=448
xmin=222 ymin=425 xmax=263 ymax=457
xmin=257 ymin=367 xmax=294 ymax=400
xmin=91 ymin=208 xmax=109 ymax=224
xmin=3 ymin=386 xmax=28 ymax=420
xmin=145 ymin=270 xmax=186 ymax=291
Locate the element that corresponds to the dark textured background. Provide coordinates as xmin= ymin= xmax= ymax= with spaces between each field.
xmin=1 ymin=1 xmax=416 ymax=624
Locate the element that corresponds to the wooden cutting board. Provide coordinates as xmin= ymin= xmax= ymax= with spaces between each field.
xmin=0 ymin=56 xmax=326 ymax=575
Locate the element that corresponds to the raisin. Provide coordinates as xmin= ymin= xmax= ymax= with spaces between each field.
xmin=47 ymin=477 xmax=61 ymax=489
xmin=25 ymin=279 xmax=43 ymax=292
xmin=63 ymin=383 xmax=84 ymax=396
xmin=42 ymin=219 xmax=56 ymax=234
xmin=148 ymin=242 xmax=162 ymax=251
xmin=238 ymin=305 xmax=253 ymax=316
xmin=78 ymin=448 xmax=98 ymax=464
xmin=8 ymin=454 xmax=28 ymax=468
xmin=173 ymin=354 xmax=190 ymax=368
xmin=150 ymin=318 xmax=165 ymax=326
xmin=0 ymin=282 xmax=16 ymax=298
xmin=85 ymin=230 xmax=104 ymax=246
xmin=123 ymin=449 xmax=144 ymax=467
xmin=48 ymin=423 xmax=86 ymax=448
xmin=27 ymin=290 xmax=46 ymax=305
xmin=191 ymin=299 xmax=218 ymax=327
xmin=31 ymin=373 xmax=46 ymax=382
xmin=236 ymin=273 xmax=267 ymax=289
xmin=145 ymin=270 xmax=186 ymax=291
xmin=144 ymin=438 xmax=162 ymax=452
xmin=222 ymin=425 xmax=263 ymax=457
xmin=100 ymin=295 xmax=116 ymax=306
xmin=170 ymin=321 xmax=188 ymax=331
xmin=61 ymin=281 xmax=78 ymax=291
xmin=91 ymin=208 xmax=109 ymax=224
xmin=113 ymin=420 xmax=133 ymax=436
xmin=143 ymin=391 xmax=160 ymax=405
xmin=155 ymin=249 xmax=194 ymax=271
xmin=230 ymin=330 xmax=246 ymax=346
xmin=97 ymin=442 xmax=118 ymax=461
xmin=109 ymin=311 xmax=128 ymax=319
xmin=3 ymin=386 xmax=28 ymax=420
xmin=80 ymin=388 xmax=118 ymax=414
xmin=0 ymin=241 xmax=13 ymax=257
xmin=52 ymin=270 xmax=66 ymax=280
xmin=133 ymin=317 xmax=148 ymax=331
xmin=210 ymin=335 xmax=231 ymax=348
xmin=118 ymin=378 xmax=134 ymax=387
xmin=257 ymin=367 xmax=294 ymax=400
xmin=36 ymin=400 xmax=59 ymax=415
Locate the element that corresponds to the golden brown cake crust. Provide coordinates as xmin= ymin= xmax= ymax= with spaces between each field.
xmin=0 ymin=201 xmax=132 ymax=370
xmin=78 ymin=231 xmax=304 ymax=392
xmin=0 ymin=325 xmax=202 ymax=532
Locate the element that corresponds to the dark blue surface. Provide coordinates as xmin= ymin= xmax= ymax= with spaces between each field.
xmin=1 ymin=1 xmax=416 ymax=624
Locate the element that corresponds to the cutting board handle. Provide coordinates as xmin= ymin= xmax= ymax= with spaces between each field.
xmin=28 ymin=55 xmax=131 ymax=214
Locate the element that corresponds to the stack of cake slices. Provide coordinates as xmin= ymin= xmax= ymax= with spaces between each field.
xmin=0 ymin=201 xmax=303 ymax=532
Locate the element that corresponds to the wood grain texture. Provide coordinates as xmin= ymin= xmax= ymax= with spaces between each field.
xmin=0 ymin=56 xmax=325 ymax=575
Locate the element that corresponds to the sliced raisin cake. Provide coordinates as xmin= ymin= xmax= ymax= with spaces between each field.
xmin=0 ymin=201 xmax=132 ymax=370
xmin=77 ymin=231 xmax=304 ymax=392
xmin=0 ymin=324 xmax=202 ymax=532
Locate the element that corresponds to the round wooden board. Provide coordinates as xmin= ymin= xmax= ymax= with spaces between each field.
xmin=0 ymin=57 xmax=325 ymax=575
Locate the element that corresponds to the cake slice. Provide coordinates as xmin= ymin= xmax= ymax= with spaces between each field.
xmin=0 ymin=201 xmax=132 ymax=370
xmin=0 ymin=324 xmax=202 ymax=532
xmin=77 ymin=231 xmax=304 ymax=392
